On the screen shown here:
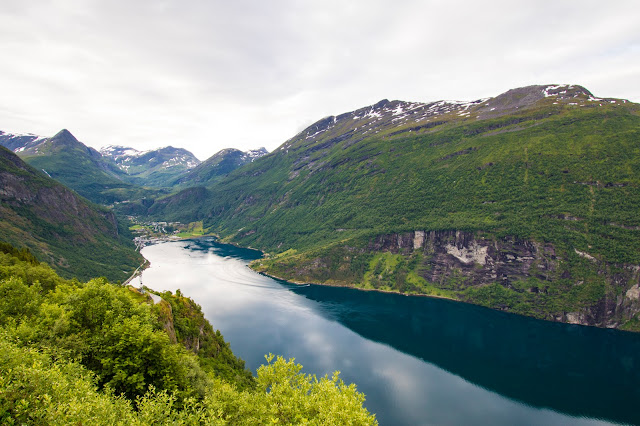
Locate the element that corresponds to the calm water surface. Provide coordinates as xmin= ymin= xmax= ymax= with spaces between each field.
xmin=132 ymin=238 xmax=640 ymax=426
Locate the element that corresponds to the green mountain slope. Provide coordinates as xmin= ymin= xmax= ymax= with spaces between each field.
xmin=0 ymin=146 xmax=142 ymax=281
xmin=147 ymin=84 xmax=640 ymax=329
xmin=1 ymin=129 xmax=162 ymax=204
xmin=172 ymin=147 xmax=268 ymax=187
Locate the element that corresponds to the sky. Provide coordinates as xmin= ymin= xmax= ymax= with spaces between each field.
xmin=1 ymin=0 xmax=638 ymax=161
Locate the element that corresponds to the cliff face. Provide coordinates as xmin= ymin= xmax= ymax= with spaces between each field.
xmin=371 ymin=230 xmax=557 ymax=287
xmin=370 ymin=230 xmax=640 ymax=328
xmin=256 ymin=230 xmax=640 ymax=330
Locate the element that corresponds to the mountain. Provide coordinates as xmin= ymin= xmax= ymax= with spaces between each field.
xmin=0 ymin=145 xmax=142 ymax=281
xmin=0 ymin=130 xmax=48 ymax=153
xmin=173 ymin=147 xmax=268 ymax=187
xmin=0 ymin=129 xmax=168 ymax=204
xmin=100 ymin=145 xmax=201 ymax=187
xmin=0 ymin=129 xmax=158 ymax=204
xmin=147 ymin=84 xmax=640 ymax=330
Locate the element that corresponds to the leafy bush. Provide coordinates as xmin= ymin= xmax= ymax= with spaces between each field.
xmin=0 ymin=243 xmax=376 ymax=424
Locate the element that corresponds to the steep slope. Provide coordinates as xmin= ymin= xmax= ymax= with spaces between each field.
xmin=0 ymin=146 xmax=142 ymax=281
xmin=0 ymin=129 xmax=156 ymax=204
xmin=0 ymin=245 xmax=375 ymax=424
xmin=148 ymin=84 xmax=640 ymax=329
xmin=100 ymin=145 xmax=201 ymax=187
xmin=173 ymin=147 xmax=268 ymax=187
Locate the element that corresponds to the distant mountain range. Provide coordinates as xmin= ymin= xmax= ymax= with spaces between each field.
xmin=0 ymin=129 xmax=148 ymax=203
xmin=0 ymin=127 xmax=267 ymax=278
xmin=99 ymin=145 xmax=200 ymax=187
xmin=0 ymin=129 xmax=268 ymax=198
xmin=173 ymin=147 xmax=268 ymax=187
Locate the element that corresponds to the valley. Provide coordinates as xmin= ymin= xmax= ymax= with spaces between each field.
xmin=3 ymin=1 xmax=638 ymax=423
xmin=2 ymin=82 xmax=640 ymax=424
xmin=2 ymin=83 xmax=639 ymax=330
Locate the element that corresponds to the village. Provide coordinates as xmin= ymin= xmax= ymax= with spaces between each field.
xmin=127 ymin=217 xmax=208 ymax=250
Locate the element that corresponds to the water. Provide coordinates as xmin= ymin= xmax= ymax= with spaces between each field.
xmin=132 ymin=238 xmax=640 ymax=425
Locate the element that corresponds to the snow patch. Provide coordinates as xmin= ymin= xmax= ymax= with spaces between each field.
xmin=306 ymin=128 xmax=327 ymax=140
xmin=392 ymin=105 xmax=404 ymax=116
xmin=365 ymin=109 xmax=382 ymax=119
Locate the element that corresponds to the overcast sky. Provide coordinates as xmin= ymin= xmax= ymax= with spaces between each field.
xmin=1 ymin=0 xmax=638 ymax=160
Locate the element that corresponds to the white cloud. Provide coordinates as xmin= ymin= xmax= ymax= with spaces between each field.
xmin=0 ymin=0 xmax=638 ymax=160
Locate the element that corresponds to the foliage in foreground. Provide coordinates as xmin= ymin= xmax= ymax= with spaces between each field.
xmin=0 ymin=244 xmax=376 ymax=425
xmin=0 ymin=340 xmax=375 ymax=425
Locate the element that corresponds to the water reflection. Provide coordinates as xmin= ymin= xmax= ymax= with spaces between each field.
xmin=135 ymin=238 xmax=639 ymax=425
xmin=293 ymin=284 xmax=640 ymax=425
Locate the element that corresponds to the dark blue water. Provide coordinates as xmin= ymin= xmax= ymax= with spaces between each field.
xmin=134 ymin=238 xmax=640 ymax=425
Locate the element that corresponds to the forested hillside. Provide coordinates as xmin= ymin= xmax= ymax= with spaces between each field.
xmin=146 ymin=85 xmax=640 ymax=329
xmin=0 ymin=244 xmax=376 ymax=424
xmin=0 ymin=146 xmax=141 ymax=281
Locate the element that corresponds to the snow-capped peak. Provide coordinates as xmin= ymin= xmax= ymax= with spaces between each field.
xmin=100 ymin=145 xmax=146 ymax=159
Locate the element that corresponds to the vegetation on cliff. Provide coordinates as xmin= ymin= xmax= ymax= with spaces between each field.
xmin=0 ymin=243 xmax=376 ymax=424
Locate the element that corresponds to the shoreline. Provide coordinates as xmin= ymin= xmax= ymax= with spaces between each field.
xmin=126 ymin=233 xmax=220 ymax=286
xmin=122 ymin=258 xmax=150 ymax=286
xmin=135 ymin=235 xmax=447 ymax=301
xmin=138 ymin=234 xmax=461 ymax=303
xmin=252 ymin=265 xmax=459 ymax=302
xmin=127 ymin=235 xmax=640 ymax=333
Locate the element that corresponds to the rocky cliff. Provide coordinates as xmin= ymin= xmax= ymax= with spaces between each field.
xmin=378 ymin=230 xmax=640 ymax=327
xmin=255 ymin=230 xmax=640 ymax=330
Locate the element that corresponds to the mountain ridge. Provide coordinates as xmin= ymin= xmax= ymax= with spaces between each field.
xmin=145 ymin=83 xmax=640 ymax=330
xmin=0 ymin=128 xmax=139 ymax=203
xmin=279 ymin=84 xmax=625 ymax=155
xmin=100 ymin=144 xmax=201 ymax=187
xmin=173 ymin=146 xmax=268 ymax=187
